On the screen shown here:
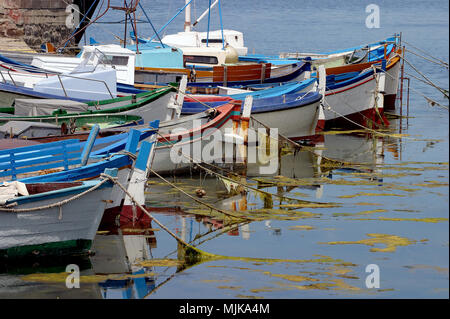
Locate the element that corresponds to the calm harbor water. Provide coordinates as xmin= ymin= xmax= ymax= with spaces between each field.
xmin=0 ymin=0 xmax=448 ymax=299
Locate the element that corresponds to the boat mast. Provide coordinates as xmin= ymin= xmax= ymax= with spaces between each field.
xmin=184 ymin=0 xmax=192 ymax=32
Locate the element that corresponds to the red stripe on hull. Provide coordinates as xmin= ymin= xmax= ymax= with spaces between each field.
xmin=324 ymin=108 xmax=388 ymax=129
xmin=316 ymin=119 xmax=326 ymax=133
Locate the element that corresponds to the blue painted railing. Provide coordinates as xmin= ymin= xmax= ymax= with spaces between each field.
xmin=0 ymin=125 xmax=99 ymax=181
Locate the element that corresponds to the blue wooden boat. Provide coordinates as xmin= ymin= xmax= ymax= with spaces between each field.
xmin=0 ymin=120 xmax=159 ymax=184
xmin=219 ymin=78 xmax=317 ymax=100
xmin=239 ymin=36 xmax=399 ymax=68
xmin=0 ymin=121 xmax=160 ymax=259
xmin=182 ymin=90 xmax=322 ymax=139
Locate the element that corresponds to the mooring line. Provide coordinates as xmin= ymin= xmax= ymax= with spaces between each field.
xmin=100 ymin=173 xmax=212 ymax=254
xmin=384 ymin=68 xmax=449 ymax=111
xmin=403 ymin=40 xmax=449 ymax=68
xmin=149 ymin=168 xmax=252 ymax=221
xmin=154 ymin=131 xmax=339 ymax=205
xmin=401 ymin=56 xmax=449 ymax=99
xmin=405 ymin=71 xmax=449 ymax=95
xmin=406 ymin=48 xmax=449 ymax=69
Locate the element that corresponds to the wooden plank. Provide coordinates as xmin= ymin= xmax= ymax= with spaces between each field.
xmin=0 ymin=158 xmax=81 ymax=179
xmin=124 ymin=129 xmax=141 ymax=154
xmin=213 ymin=63 xmax=271 ymax=82
xmin=325 ymin=61 xmax=373 ymax=75
xmin=0 ymin=145 xmax=82 ymax=164
xmin=0 ymin=152 xmax=82 ymax=171
xmin=80 ymin=125 xmax=100 ymax=166
xmin=0 ymin=139 xmax=80 ymax=157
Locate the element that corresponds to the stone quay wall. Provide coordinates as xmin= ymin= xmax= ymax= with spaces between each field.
xmin=0 ymin=0 xmax=78 ymax=50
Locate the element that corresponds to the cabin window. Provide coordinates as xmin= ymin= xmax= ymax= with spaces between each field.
xmin=200 ymin=38 xmax=223 ymax=44
xmin=183 ymin=55 xmax=218 ymax=65
xmin=100 ymin=55 xmax=129 ymax=66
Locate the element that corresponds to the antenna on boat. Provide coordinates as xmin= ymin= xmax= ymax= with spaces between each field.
xmin=148 ymin=0 xmax=195 ymax=42
xmin=111 ymin=0 xmax=141 ymax=53
xmin=193 ymin=0 xmax=219 ymax=27
xmin=218 ymin=0 xmax=225 ymax=50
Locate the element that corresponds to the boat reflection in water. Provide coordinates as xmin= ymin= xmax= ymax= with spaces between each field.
xmin=0 ymin=131 xmax=390 ymax=299
xmin=90 ymin=210 xmax=158 ymax=299
xmin=319 ymin=132 xmax=385 ymax=180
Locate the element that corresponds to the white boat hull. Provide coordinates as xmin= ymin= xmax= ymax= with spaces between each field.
xmin=0 ymin=183 xmax=112 ymax=257
xmin=322 ymin=72 xmax=384 ymax=126
xmin=252 ymin=99 xmax=321 ymax=139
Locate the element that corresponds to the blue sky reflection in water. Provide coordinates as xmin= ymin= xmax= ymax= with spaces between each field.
xmin=0 ymin=0 xmax=448 ymax=299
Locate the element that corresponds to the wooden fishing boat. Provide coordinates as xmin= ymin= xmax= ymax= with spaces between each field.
xmin=0 ymin=125 xmax=120 ymax=183
xmin=180 ymin=60 xmax=310 ymax=92
xmin=241 ymin=36 xmax=399 ymax=69
xmin=25 ymin=100 xmax=248 ymax=175
xmin=1 ymin=123 xmax=160 ymax=227
xmin=0 ymin=113 xmax=143 ymax=139
xmin=0 ymin=86 xmax=176 ymax=125
xmin=323 ymin=49 xmax=402 ymax=110
xmin=149 ymin=101 xmax=245 ymax=175
xmin=0 ymin=168 xmax=117 ymax=259
xmin=181 ymin=91 xmax=323 ymax=140
xmin=0 ymin=118 xmax=157 ymax=259
xmin=185 ymin=77 xmax=317 ymax=98
xmin=320 ymin=65 xmax=387 ymax=129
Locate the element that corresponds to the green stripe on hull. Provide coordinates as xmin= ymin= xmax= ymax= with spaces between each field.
xmin=0 ymin=239 xmax=92 ymax=260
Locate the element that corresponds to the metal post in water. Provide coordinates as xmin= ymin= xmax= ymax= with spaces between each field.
xmin=400 ymin=46 xmax=406 ymax=117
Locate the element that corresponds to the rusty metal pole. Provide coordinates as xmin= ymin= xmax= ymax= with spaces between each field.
xmin=400 ymin=46 xmax=406 ymax=117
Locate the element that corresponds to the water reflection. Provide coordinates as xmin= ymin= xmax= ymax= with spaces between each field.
xmin=91 ymin=210 xmax=158 ymax=299
xmin=0 ymin=130 xmax=400 ymax=299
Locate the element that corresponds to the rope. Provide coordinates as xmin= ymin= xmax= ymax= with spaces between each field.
xmin=149 ymin=169 xmax=251 ymax=221
xmin=114 ymin=150 xmax=138 ymax=160
xmin=401 ymin=55 xmax=449 ymax=99
xmin=405 ymin=71 xmax=449 ymax=94
xmin=403 ymin=40 xmax=449 ymax=68
xmin=167 ymin=84 xmax=216 ymax=111
xmin=98 ymin=172 xmax=216 ymax=255
xmin=406 ymin=48 xmax=449 ymax=69
xmin=57 ymin=0 xmax=117 ymax=51
xmin=154 ymin=131 xmax=337 ymax=205
xmin=383 ymin=65 xmax=449 ymax=111
xmin=321 ymin=98 xmax=417 ymax=139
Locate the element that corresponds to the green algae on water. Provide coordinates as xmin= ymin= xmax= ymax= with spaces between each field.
xmin=320 ymin=233 xmax=416 ymax=252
